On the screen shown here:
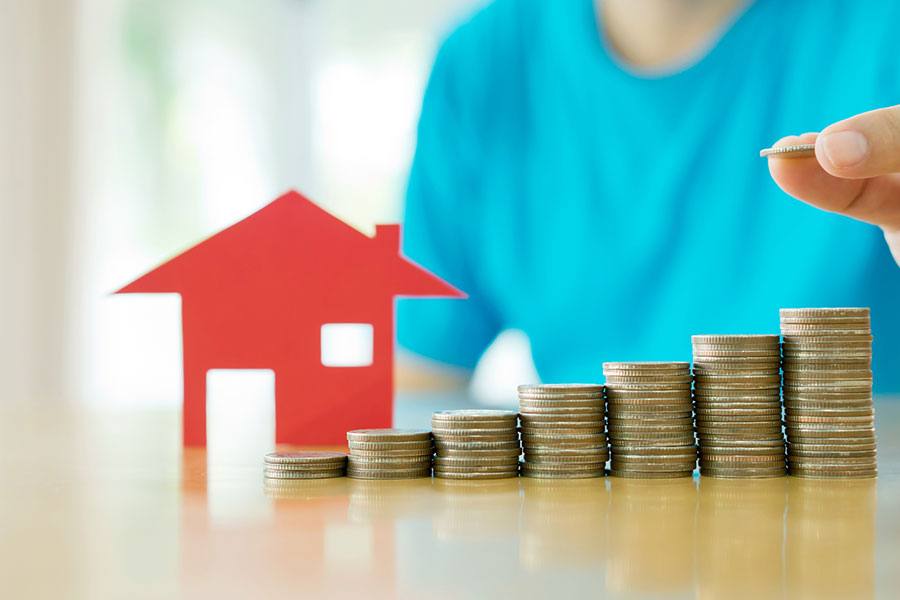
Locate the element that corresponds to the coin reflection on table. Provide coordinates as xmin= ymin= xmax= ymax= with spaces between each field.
xmin=696 ymin=477 xmax=787 ymax=598
xmin=606 ymin=477 xmax=698 ymax=595
xmin=519 ymin=478 xmax=609 ymax=570
xmin=347 ymin=478 xmax=436 ymax=523
xmin=432 ymin=478 xmax=521 ymax=541
xmin=786 ymin=477 xmax=876 ymax=599
xmin=263 ymin=475 xmax=351 ymax=501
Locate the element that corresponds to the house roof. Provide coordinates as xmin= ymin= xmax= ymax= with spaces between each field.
xmin=116 ymin=190 xmax=466 ymax=300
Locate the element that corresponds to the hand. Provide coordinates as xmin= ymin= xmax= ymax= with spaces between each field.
xmin=766 ymin=105 xmax=900 ymax=265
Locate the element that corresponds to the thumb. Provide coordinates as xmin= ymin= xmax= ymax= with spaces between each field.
xmin=815 ymin=105 xmax=900 ymax=179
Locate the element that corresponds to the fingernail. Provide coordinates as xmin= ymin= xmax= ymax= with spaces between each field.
xmin=820 ymin=130 xmax=869 ymax=168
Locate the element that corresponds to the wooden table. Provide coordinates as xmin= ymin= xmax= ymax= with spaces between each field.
xmin=2 ymin=396 xmax=898 ymax=599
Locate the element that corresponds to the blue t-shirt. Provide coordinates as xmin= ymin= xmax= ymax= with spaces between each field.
xmin=397 ymin=0 xmax=900 ymax=392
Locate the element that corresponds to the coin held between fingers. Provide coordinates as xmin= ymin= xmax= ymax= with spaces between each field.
xmin=759 ymin=143 xmax=816 ymax=158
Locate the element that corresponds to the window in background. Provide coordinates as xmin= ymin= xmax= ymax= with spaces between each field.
xmin=70 ymin=0 xmax=528 ymax=408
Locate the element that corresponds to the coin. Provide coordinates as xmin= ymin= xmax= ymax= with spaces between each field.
xmin=781 ymin=307 xmax=878 ymax=478
xmin=433 ymin=463 xmax=520 ymax=474
xmin=700 ymin=467 xmax=786 ymax=479
xmin=605 ymin=364 xmax=697 ymax=478
xmin=525 ymin=454 xmax=607 ymax=465
xmin=780 ymin=307 xmax=870 ymax=318
xmin=264 ymin=468 xmax=346 ymax=479
xmin=434 ymin=455 xmax=520 ymax=467
xmin=519 ymin=413 xmax=605 ymax=424
xmin=519 ymin=421 xmax=606 ymax=431
xmin=518 ymin=383 xmax=610 ymax=477
xmin=759 ymin=143 xmax=816 ymax=158
xmin=346 ymin=429 xmax=431 ymax=442
xmin=431 ymin=408 xmax=520 ymax=478
xmin=604 ymin=374 xmax=693 ymax=384
xmin=519 ymin=406 xmax=605 ymax=416
xmin=264 ymin=451 xmax=347 ymax=465
xmin=347 ymin=440 xmax=433 ymax=451
xmin=431 ymin=409 xmax=517 ymax=421
xmin=346 ymin=468 xmax=431 ymax=480
xmin=434 ymin=470 xmax=519 ymax=480
xmin=608 ymin=469 xmax=692 ymax=479
xmin=518 ymin=383 xmax=603 ymax=394
xmin=436 ymin=440 xmax=521 ymax=451
xmin=348 ymin=458 xmax=432 ymax=469
xmin=602 ymin=361 xmax=691 ymax=371
xmin=522 ymin=466 xmax=605 ymax=479
xmin=787 ymin=441 xmax=877 ymax=452
xmin=435 ymin=447 xmax=522 ymax=458
xmin=788 ymin=470 xmax=877 ymax=479
xmin=693 ymin=332 xmax=788 ymax=476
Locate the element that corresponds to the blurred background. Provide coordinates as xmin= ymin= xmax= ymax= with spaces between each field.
xmin=1 ymin=0 xmax=534 ymax=409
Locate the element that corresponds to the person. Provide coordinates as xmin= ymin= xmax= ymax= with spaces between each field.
xmin=396 ymin=0 xmax=900 ymax=392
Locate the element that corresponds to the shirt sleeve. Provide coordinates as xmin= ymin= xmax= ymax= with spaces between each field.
xmin=397 ymin=28 xmax=502 ymax=370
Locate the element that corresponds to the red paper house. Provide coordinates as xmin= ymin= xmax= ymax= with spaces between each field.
xmin=117 ymin=190 xmax=464 ymax=446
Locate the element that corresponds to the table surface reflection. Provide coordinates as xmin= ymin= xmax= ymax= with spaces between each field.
xmin=1 ymin=396 xmax=899 ymax=599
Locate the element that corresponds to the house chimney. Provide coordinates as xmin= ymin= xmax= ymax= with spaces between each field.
xmin=375 ymin=224 xmax=401 ymax=254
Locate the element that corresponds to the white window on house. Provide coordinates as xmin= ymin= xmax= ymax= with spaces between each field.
xmin=320 ymin=323 xmax=374 ymax=367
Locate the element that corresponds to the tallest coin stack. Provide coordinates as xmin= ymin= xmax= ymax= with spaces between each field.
xmin=780 ymin=308 xmax=877 ymax=478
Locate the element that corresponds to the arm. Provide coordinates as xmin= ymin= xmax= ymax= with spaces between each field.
xmin=396 ymin=23 xmax=503 ymax=390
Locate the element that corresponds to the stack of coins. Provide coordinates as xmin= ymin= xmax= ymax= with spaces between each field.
xmin=517 ymin=384 xmax=607 ymax=479
xmin=781 ymin=308 xmax=877 ymax=478
xmin=603 ymin=363 xmax=696 ymax=478
xmin=346 ymin=429 xmax=433 ymax=479
xmin=263 ymin=451 xmax=347 ymax=479
xmin=692 ymin=335 xmax=786 ymax=478
xmin=431 ymin=410 xmax=521 ymax=479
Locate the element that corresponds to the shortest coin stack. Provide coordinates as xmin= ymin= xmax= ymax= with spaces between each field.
xmin=346 ymin=429 xmax=433 ymax=479
xmin=264 ymin=451 xmax=348 ymax=479
xmin=518 ymin=384 xmax=608 ymax=479
xmin=603 ymin=363 xmax=697 ymax=479
xmin=432 ymin=410 xmax=521 ymax=479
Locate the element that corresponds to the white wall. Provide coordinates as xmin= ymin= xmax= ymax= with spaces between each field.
xmin=73 ymin=0 xmax=479 ymax=406
xmin=0 ymin=0 xmax=77 ymax=403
